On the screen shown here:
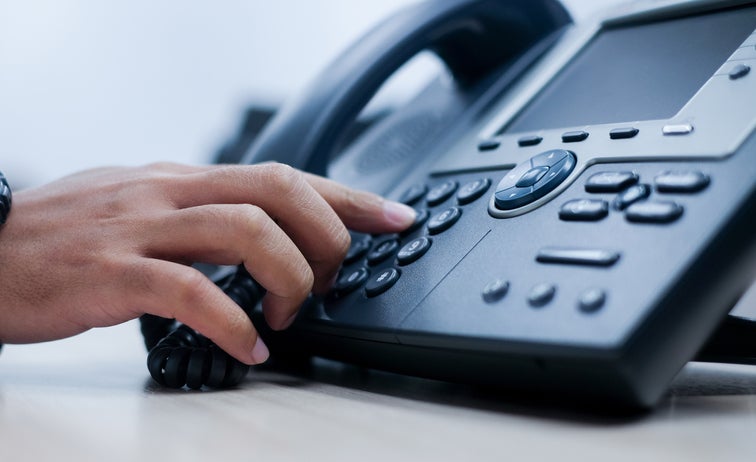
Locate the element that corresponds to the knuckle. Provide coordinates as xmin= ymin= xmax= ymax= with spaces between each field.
xmin=261 ymin=163 xmax=306 ymax=196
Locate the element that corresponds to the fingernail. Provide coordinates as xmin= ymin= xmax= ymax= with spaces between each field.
xmin=383 ymin=200 xmax=417 ymax=228
xmin=251 ymin=337 xmax=270 ymax=364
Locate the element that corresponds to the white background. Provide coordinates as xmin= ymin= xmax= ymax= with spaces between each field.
xmin=0 ymin=0 xmax=624 ymax=188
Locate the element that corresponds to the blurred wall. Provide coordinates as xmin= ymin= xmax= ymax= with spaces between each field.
xmin=0 ymin=0 xmax=624 ymax=188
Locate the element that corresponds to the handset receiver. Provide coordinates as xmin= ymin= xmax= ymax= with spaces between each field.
xmin=242 ymin=0 xmax=571 ymax=175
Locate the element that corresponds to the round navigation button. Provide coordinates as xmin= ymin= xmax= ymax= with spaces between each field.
xmin=494 ymin=149 xmax=576 ymax=210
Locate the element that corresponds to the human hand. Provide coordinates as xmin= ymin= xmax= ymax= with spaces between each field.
xmin=0 ymin=162 xmax=416 ymax=365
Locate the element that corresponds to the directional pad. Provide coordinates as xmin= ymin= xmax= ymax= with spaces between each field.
xmin=494 ymin=149 xmax=576 ymax=210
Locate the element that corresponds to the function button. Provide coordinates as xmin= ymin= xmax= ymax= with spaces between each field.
xmin=426 ymin=180 xmax=458 ymax=206
xmin=561 ymin=130 xmax=589 ymax=143
xmin=396 ymin=237 xmax=432 ymax=265
xmin=344 ymin=236 xmax=372 ymax=265
xmin=662 ymin=124 xmax=694 ymax=136
xmin=528 ymin=283 xmax=556 ymax=308
xmin=625 ymin=201 xmax=683 ymax=223
xmin=531 ymin=148 xmax=571 ymax=168
xmin=518 ymin=135 xmax=543 ymax=147
xmin=366 ymin=239 xmax=400 ymax=265
xmin=536 ymin=247 xmax=620 ymax=267
xmin=332 ymin=267 xmax=369 ymax=297
xmin=494 ymin=150 xmax=576 ymax=210
xmin=482 ymin=279 xmax=510 ymax=303
xmin=559 ymin=199 xmax=609 ymax=221
xmin=584 ymin=171 xmax=639 ymax=193
xmin=457 ymin=178 xmax=491 ymax=205
xmin=609 ymin=127 xmax=639 ymax=140
xmin=578 ymin=288 xmax=606 ymax=313
xmin=612 ymin=184 xmax=650 ymax=211
xmin=494 ymin=186 xmax=534 ymax=210
xmin=729 ymin=63 xmax=751 ymax=80
xmin=427 ymin=207 xmax=462 ymax=235
xmin=400 ymin=209 xmax=430 ymax=237
xmin=654 ymin=171 xmax=709 ymax=193
xmin=399 ymin=184 xmax=428 ymax=206
xmin=515 ymin=166 xmax=550 ymax=188
xmin=477 ymin=139 xmax=501 ymax=151
xmin=365 ymin=267 xmax=400 ymax=297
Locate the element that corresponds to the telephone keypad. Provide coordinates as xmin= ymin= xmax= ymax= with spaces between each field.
xmin=344 ymin=236 xmax=372 ymax=265
xmin=397 ymin=237 xmax=432 ymax=266
xmin=427 ymin=207 xmax=462 ymax=235
xmin=399 ymin=183 xmax=428 ymax=206
xmin=365 ymin=268 xmax=400 ymax=297
xmin=366 ymin=239 xmax=400 ymax=265
xmin=400 ymin=209 xmax=430 ymax=237
xmin=457 ymin=178 xmax=491 ymax=205
xmin=426 ymin=180 xmax=458 ymax=206
xmin=333 ymin=267 xmax=370 ymax=297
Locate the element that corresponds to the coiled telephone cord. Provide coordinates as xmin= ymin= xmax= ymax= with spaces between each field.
xmin=141 ymin=266 xmax=264 ymax=389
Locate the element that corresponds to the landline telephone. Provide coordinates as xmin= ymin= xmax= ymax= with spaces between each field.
xmin=141 ymin=0 xmax=756 ymax=409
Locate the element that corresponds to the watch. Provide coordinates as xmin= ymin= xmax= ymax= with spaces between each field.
xmin=0 ymin=170 xmax=11 ymax=225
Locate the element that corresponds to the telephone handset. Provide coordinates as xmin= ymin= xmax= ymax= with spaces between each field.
xmin=143 ymin=0 xmax=756 ymax=409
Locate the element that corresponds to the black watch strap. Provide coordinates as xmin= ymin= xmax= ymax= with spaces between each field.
xmin=0 ymin=171 xmax=12 ymax=225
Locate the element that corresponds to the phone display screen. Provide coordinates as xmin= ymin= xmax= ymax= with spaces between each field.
xmin=502 ymin=6 xmax=756 ymax=134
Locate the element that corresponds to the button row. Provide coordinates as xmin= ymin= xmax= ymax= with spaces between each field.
xmin=559 ymin=169 xmax=710 ymax=224
xmin=481 ymin=279 xmax=607 ymax=313
xmin=400 ymin=178 xmax=491 ymax=207
xmin=333 ymin=266 xmax=401 ymax=298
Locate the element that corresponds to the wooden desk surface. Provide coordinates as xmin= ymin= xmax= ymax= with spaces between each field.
xmin=2 ymin=315 xmax=756 ymax=462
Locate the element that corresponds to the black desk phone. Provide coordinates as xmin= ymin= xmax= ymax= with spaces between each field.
xmin=143 ymin=0 xmax=756 ymax=409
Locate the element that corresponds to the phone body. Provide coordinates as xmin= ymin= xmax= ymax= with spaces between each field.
xmin=242 ymin=0 xmax=756 ymax=409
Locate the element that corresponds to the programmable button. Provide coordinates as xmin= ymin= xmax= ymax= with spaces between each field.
xmin=515 ymin=166 xmax=550 ymax=188
xmin=396 ymin=237 xmax=432 ymax=265
xmin=536 ymin=247 xmax=620 ymax=267
xmin=399 ymin=184 xmax=428 ymax=206
xmin=528 ymin=283 xmax=556 ymax=308
xmin=729 ymin=63 xmax=751 ymax=80
xmin=662 ymin=124 xmax=694 ymax=136
xmin=559 ymin=199 xmax=609 ymax=221
xmin=478 ymin=139 xmax=501 ymax=151
xmin=561 ymin=130 xmax=589 ymax=143
xmin=654 ymin=171 xmax=710 ymax=193
xmin=578 ymin=288 xmax=606 ymax=313
xmin=427 ymin=207 xmax=462 ymax=235
xmin=400 ymin=209 xmax=430 ymax=237
xmin=366 ymin=239 xmax=400 ymax=265
xmin=494 ymin=149 xmax=576 ymax=210
xmin=457 ymin=178 xmax=491 ymax=205
xmin=517 ymin=135 xmax=543 ymax=147
xmin=426 ymin=180 xmax=458 ymax=206
xmin=482 ymin=279 xmax=509 ymax=303
xmin=344 ymin=236 xmax=372 ymax=265
xmin=625 ymin=201 xmax=683 ymax=223
xmin=365 ymin=267 xmax=400 ymax=297
xmin=584 ymin=171 xmax=639 ymax=193
xmin=332 ymin=267 xmax=369 ymax=297
xmin=612 ymin=184 xmax=650 ymax=211
xmin=609 ymin=127 xmax=639 ymax=140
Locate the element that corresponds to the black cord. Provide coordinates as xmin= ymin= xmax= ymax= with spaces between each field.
xmin=141 ymin=266 xmax=265 ymax=389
